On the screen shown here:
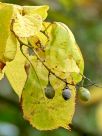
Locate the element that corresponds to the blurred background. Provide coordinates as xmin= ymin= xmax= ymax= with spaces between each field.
xmin=0 ymin=0 xmax=102 ymax=136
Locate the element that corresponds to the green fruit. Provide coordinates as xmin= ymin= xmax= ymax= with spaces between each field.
xmin=62 ymin=87 xmax=71 ymax=100
xmin=78 ymin=87 xmax=91 ymax=101
xmin=45 ymin=81 xmax=55 ymax=99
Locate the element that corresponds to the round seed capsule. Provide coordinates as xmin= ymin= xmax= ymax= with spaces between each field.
xmin=45 ymin=82 xmax=55 ymax=99
xmin=78 ymin=87 xmax=91 ymax=101
xmin=62 ymin=87 xmax=71 ymax=100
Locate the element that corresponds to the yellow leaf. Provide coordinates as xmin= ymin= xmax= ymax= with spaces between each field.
xmin=13 ymin=13 xmax=42 ymax=37
xmin=5 ymin=46 xmax=27 ymax=97
xmin=4 ymin=32 xmax=17 ymax=61
xmin=44 ymin=22 xmax=84 ymax=84
xmin=21 ymin=58 xmax=76 ymax=130
xmin=12 ymin=4 xmax=49 ymax=38
xmin=96 ymin=102 xmax=102 ymax=133
xmin=23 ymin=5 xmax=49 ymax=20
xmin=0 ymin=3 xmax=14 ymax=63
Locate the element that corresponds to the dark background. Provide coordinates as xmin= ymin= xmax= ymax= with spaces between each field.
xmin=0 ymin=0 xmax=102 ymax=136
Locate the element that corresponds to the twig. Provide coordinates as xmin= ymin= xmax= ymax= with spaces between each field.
xmin=79 ymin=73 xmax=102 ymax=88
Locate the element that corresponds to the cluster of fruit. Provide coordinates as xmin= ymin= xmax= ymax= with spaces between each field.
xmin=44 ymin=80 xmax=91 ymax=102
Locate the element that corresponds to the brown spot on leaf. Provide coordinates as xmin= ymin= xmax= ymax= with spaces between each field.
xmin=24 ymin=63 xmax=30 ymax=75
xmin=0 ymin=61 xmax=6 ymax=71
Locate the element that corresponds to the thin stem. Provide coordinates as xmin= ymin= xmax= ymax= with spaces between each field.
xmin=83 ymin=83 xmax=96 ymax=87
xmin=48 ymin=71 xmax=50 ymax=82
xmin=40 ymin=23 xmax=52 ymax=43
xmin=28 ymin=42 xmax=75 ymax=86
xmin=20 ymin=40 xmax=75 ymax=86
xmin=42 ymin=22 xmax=52 ymax=33
xmin=33 ymin=50 xmax=68 ymax=83
xmin=80 ymin=73 xmax=102 ymax=88
xmin=20 ymin=44 xmax=46 ymax=99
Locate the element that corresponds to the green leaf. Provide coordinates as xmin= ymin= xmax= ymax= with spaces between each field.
xmin=5 ymin=46 xmax=27 ymax=97
xmin=21 ymin=58 xmax=76 ymax=130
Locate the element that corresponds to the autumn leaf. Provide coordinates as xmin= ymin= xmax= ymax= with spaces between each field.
xmin=13 ymin=13 xmax=42 ymax=38
xmin=5 ymin=46 xmax=27 ymax=98
xmin=21 ymin=58 xmax=76 ymax=130
xmin=21 ymin=21 xmax=84 ymax=130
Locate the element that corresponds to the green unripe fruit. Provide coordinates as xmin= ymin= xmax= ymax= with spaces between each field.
xmin=62 ymin=87 xmax=71 ymax=100
xmin=78 ymin=87 xmax=91 ymax=101
xmin=45 ymin=81 xmax=55 ymax=99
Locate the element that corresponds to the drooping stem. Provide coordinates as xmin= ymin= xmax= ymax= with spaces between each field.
xmin=29 ymin=42 xmax=75 ymax=86
xmin=20 ymin=44 xmax=47 ymax=99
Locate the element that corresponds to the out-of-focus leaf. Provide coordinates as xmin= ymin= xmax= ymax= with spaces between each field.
xmin=29 ymin=128 xmax=80 ymax=136
xmin=96 ymin=102 xmax=102 ymax=134
xmin=58 ymin=0 xmax=73 ymax=10
xmin=75 ymin=0 xmax=94 ymax=7
xmin=73 ymin=104 xmax=98 ymax=135
xmin=97 ymin=43 xmax=102 ymax=62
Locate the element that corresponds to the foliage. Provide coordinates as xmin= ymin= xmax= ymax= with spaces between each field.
xmin=0 ymin=0 xmax=102 ymax=136
xmin=0 ymin=2 xmax=84 ymax=131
